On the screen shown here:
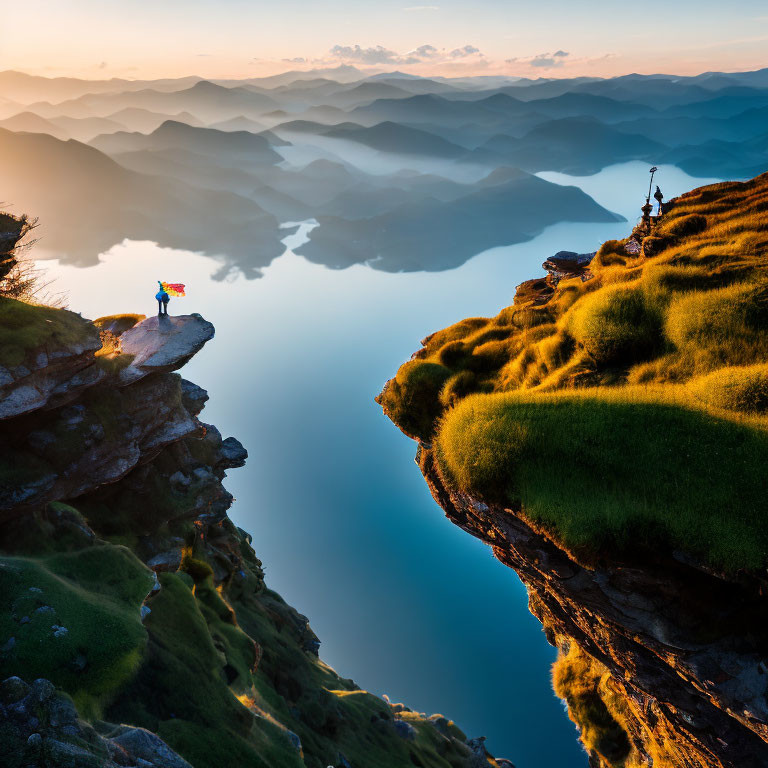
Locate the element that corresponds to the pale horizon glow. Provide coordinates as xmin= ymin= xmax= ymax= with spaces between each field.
xmin=1 ymin=0 xmax=767 ymax=81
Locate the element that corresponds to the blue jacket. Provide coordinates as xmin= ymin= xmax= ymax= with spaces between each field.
xmin=155 ymin=290 xmax=169 ymax=302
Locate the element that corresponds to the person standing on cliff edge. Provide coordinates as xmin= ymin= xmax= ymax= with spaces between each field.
xmin=155 ymin=281 xmax=186 ymax=315
xmin=156 ymin=281 xmax=170 ymax=315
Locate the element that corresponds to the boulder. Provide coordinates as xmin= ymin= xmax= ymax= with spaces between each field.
xmin=118 ymin=314 xmax=215 ymax=385
xmin=283 ymin=729 xmax=302 ymax=752
xmin=111 ymin=726 xmax=193 ymax=768
xmin=180 ymin=378 xmax=209 ymax=415
xmin=0 ymin=677 xmax=190 ymax=768
xmin=145 ymin=548 xmax=184 ymax=573
xmin=542 ymin=250 xmax=596 ymax=286
xmin=0 ymin=676 xmax=30 ymax=704
xmin=0 ymin=677 xmax=194 ymax=768
xmin=466 ymin=736 xmax=493 ymax=767
xmin=220 ymin=437 xmax=248 ymax=469
xmin=393 ymin=718 xmax=416 ymax=740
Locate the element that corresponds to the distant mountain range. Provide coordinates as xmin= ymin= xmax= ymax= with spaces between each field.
xmin=90 ymin=120 xmax=283 ymax=166
xmin=1 ymin=66 xmax=766 ymax=275
xmin=479 ymin=117 xmax=665 ymax=174
xmin=0 ymin=127 xmax=283 ymax=276
xmin=295 ymin=168 xmax=622 ymax=272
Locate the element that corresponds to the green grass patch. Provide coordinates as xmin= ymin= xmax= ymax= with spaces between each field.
xmin=0 ymin=296 xmax=98 ymax=368
xmin=568 ymin=284 xmax=663 ymax=365
xmin=690 ymin=364 xmax=768 ymax=413
xmin=0 ymin=544 xmax=153 ymax=719
xmin=377 ymin=360 xmax=452 ymax=441
xmin=665 ymin=282 xmax=768 ymax=365
xmin=435 ymin=388 xmax=768 ymax=571
xmin=106 ymin=573 xmax=261 ymax=768
xmin=92 ymin=314 xmax=145 ymax=335
xmin=157 ymin=719 xmax=303 ymax=768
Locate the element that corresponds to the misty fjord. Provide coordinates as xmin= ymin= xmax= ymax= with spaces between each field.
xmin=1 ymin=4 xmax=768 ymax=767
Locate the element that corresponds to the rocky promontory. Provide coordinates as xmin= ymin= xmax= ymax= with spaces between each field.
xmin=0 ymin=225 xmax=509 ymax=768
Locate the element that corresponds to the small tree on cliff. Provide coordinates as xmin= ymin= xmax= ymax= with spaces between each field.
xmin=0 ymin=211 xmax=61 ymax=305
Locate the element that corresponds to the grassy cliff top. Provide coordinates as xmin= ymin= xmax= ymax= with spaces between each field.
xmin=0 ymin=297 xmax=97 ymax=368
xmin=379 ymin=171 xmax=768 ymax=572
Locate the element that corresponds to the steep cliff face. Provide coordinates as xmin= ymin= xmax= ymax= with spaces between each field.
xmin=415 ymin=447 xmax=768 ymax=768
xmin=379 ymin=172 xmax=768 ymax=767
xmin=0 ymin=273 xmax=507 ymax=767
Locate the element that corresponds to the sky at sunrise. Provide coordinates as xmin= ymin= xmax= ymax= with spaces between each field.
xmin=3 ymin=0 xmax=768 ymax=80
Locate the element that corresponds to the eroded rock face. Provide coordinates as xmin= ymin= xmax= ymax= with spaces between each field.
xmin=0 ymin=328 xmax=103 ymax=421
xmin=0 ymin=313 xmax=220 ymax=516
xmin=0 ymin=313 xmax=213 ymax=422
xmin=0 ymin=374 xmax=201 ymax=514
xmin=415 ymin=446 xmax=768 ymax=768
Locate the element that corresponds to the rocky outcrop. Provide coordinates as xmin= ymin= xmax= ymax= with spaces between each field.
xmin=0 ymin=314 xmax=222 ymax=514
xmin=542 ymin=250 xmax=595 ymax=286
xmin=0 ymin=312 xmax=214 ymax=421
xmin=0 ymin=325 xmax=103 ymax=421
xmin=513 ymin=249 xmax=596 ymax=307
xmin=1 ymin=374 xmax=201 ymax=514
xmin=414 ymin=445 xmax=768 ymax=768
xmin=0 ymin=300 xmax=506 ymax=768
xmin=118 ymin=314 xmax=215 ymax=385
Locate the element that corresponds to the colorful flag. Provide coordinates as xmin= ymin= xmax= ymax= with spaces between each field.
xmin=161 ymin=282 xmax=186 ymax=297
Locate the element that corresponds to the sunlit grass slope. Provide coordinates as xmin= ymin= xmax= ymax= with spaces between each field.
xmin=379 ymin=171 xmax=768 ymax=571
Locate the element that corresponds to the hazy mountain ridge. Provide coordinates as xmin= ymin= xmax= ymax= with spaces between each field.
xmin=2 ymin=66 xmax=766 ymax=275
xmin=0 ymin=127 xmax=283 ymax=276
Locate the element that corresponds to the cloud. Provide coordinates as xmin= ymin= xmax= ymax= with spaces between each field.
xmin=327 ymin=43 xmax=483 ymax=67
xmin=449 ymin=45 xmax=480 ymax=59
xmin=411 ymin=44 xmax=439 ymax=58
xmin=505 ymin=50 xmax=618 ymax=73
xmin=328 ymin=44 xmax=407 ymax=65
xmin=282 ymin=57 xmax=307 ymax=63
xmin=507 ymin=50 xmax=570 ymax=69
xmin=404 ymin=4 xmax=439 ymax=9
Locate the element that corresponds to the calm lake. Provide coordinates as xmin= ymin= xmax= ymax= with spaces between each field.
xmin=35 ymin=161 xmax=718 ymax=768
